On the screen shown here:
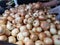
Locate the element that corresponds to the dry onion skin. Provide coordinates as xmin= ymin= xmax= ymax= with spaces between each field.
xmin=0 ymin=2 xmax=60 ymax=45
xmin=0 ymin=35 xmax=7 ymax=41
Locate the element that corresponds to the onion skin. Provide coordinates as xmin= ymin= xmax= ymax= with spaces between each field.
xmin=44 ymin=37 xmax=53 ymax=45
xmin=39 ymin=32 xmax=47 ymax=41
xmin=41 ymin=21 xmax=50 ymax=30
xmin=30 ymin=34 xmax=38 ymax=41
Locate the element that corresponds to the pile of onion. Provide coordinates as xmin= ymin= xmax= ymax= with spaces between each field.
xmin=0 ymin=2 xmax=60 ymax=45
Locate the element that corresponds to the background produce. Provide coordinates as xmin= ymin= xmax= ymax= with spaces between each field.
xmin=0 ymin=2 xmax=60 ymax=45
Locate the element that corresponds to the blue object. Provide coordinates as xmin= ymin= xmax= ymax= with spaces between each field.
xmin=56 ymin=14 xmax=60 ymax=21
xmin=0 ymin=1 xmax=7 ymax=14
xmin=0 ymin=41 xmax=16 ymax=45
xmin=0 ymin=1 xmax=7 ymax=7
xmin=49 ymin=6 xmax=60 ymax=21
xmin=0 ymin=7 xmax=5 ymax=14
